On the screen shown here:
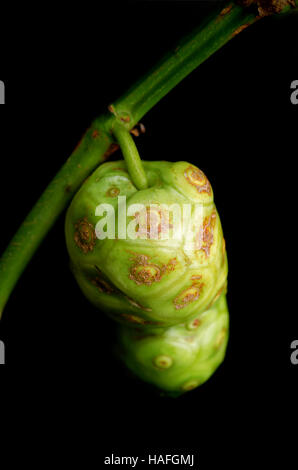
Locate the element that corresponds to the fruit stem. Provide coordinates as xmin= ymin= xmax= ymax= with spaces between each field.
xmin=113 ymin=123 xmax=148 ymax=190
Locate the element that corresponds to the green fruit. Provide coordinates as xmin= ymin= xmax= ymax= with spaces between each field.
xmin=117 ymin=293 xmax=229 ymax=394
xmin=65 ymin=158 xmax=229 ymax=393
xmin=65 ymin=160 xmax=227 ymax=328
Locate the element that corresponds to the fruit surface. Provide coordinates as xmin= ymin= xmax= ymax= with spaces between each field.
xmin=65 ymin=160 xmax=228 ymax=329
xmin=117 ymin=293 xmax=229 ymax=393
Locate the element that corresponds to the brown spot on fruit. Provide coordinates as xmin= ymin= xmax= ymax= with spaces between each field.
xmin=111 ymin=167 xmax=128 ymax=172
xmin=184 ymin=166 xmax=212 ymax=195
xmin=125 ymin=297 xmax=153 ymax=312
xmin=121 ymin=313 xmax=146 ymax=324
xmin=187 ymin=317 xmax=201 ymax=330
xmin=92 ymin=277 xmax=114 ymax=294
xmin=215 ymin=327 xmax=227 ymax=349
xmin=222 ymin=238 xmax=226 ymax=256
xmin=128 ymin=253 xmax=178 ymax=286
xmin=130 ymin=263 xmax=162 ymax=286
xmin=153 ymin=355 xmax=173 ymax=369
xmin=166 ymin=258 xmax=177 ymax=273
xmin=120 ymin=313 xmax=160 ymax=326
xmin=133 ymin=206 xmax=173 ymax=240
xmin=195 ymin=211 xmax=217 ymax=257
xmin=174 ymin=285 xmax=202 ymax=310
xmin=74 ymin=217 xmax=96 ymax=253
xmin=191 ymin=275 xmax=202 ymax=281
xmin=182 ymin=380 xmax=200 ymax=391
xmin=174 ymin=278 xmax=204 ymax=310
xmin=93 ymin=265 xmax=127 ymax=296
xmin=106 ymin=187 xmax=120 ymax=198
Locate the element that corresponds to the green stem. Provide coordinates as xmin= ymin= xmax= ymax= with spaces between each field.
xmin=0 ymin=117 xmax=116 ymax=318
xmin=0 ymin=1 xmax=296 ymax=318
xmin=113 ymin=123 xmax=148 ymax=190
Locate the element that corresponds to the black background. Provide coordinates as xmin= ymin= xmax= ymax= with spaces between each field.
xmin=0 ymin=1 xmax=297 ymax=467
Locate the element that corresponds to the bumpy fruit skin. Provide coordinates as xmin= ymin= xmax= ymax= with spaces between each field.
xmin=117 ymin=293 xmax=229 ymax=394
xmin=65 ymin=160 xmax=228 ymax=329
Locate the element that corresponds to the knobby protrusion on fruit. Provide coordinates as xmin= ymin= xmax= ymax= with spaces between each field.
xmin=182 ymin=380 xmax=200 ymax=391
xmin=106 ymin=187 xmax=120 ymax=198
xmin=187 ymin=317 xmax=202 ymax=330
xmin=153 ymin=355 xmax=173 ymax=369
